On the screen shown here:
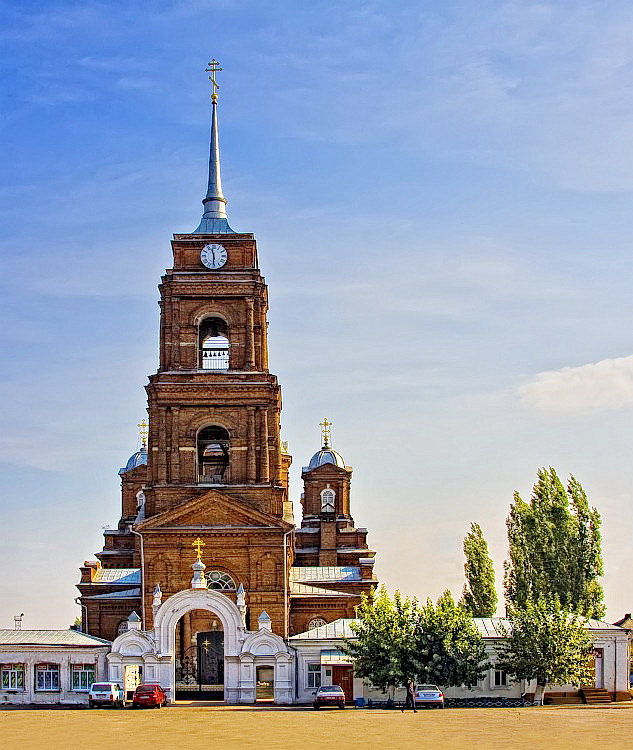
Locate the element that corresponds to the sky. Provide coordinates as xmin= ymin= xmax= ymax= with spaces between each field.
xmin=1 ymin=0 xmax=633 ymax=628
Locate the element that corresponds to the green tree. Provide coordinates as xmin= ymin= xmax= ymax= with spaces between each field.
xmin=460 ymin=522 xmax=498 ymax=617
xmin=504 ymin=468 xmax=604 ymax=619
xmin=416 ymin=590 xmax=489 ymax=688
xmin=345 ymin=587 xmax=488 ymax=693
xmin=344 ymin=586 xmax=419 ymax=693
xmin=497 ymin=597 xmax=593 ymax=705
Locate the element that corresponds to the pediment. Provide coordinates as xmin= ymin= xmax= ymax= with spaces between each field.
xmin=136 ymin=490 xmax=291 ymax=531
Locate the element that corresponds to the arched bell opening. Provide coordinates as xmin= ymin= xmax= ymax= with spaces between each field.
xmin=197 ymin=425 xmax=230 ymax=484
xmin=198 ymin=317 xmax=229 ymax=370
xmin=174 ymin=609 xmax=225 ymax=701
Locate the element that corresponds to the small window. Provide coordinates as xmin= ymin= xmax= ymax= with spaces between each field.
xmin=320 ymin=488 xmax=335 ymax=513
xmin=35 ymin=663 xmax=60 ymax=691
xmin=206 ymin=570 xmax=236 ymax=590
xmin=308 ymin=617 xmax=327 ymax=630
xmin=493 ymin=669 xmax=508 ymax=687
xmin=307 ymin=663 xmax=322 ymax=688
xmin=117 ymin=620 xmax=128 ymax=635
xmin=1 ymin=664 xmax=24 ymax=691
xmin=71 ymin=664 xmax=95 ymax=691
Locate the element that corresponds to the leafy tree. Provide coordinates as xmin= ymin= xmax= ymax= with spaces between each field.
xmin=504 ymin=468 xmax=604 ymax=619
xmin=345 ymin=587 xmax=488 ymax=692
xmin=497 ymin=597 xmax=593 ymax=705
xmin=460 ymin=522 xmax=498 ymax=617
xmin=344 ymin=586 xmax=419 ymax=693
xmin=415 ymin=590 xmax=489 ymax=688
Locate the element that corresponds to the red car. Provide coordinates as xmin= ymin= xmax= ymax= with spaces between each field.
xmin=132 ymin=683 xmax=167 ymax=708
xmin=313 ymin=685 xmax=346 ymax=709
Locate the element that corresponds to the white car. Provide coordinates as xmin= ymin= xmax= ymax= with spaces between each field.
xmin=88 ymin=682 xmax=126 ymax=708
xmin=414 ymin=684 xmax=444 ymax=708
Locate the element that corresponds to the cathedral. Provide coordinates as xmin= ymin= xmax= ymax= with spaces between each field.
xmin=75 ymin=62 xmax=377 ymax=703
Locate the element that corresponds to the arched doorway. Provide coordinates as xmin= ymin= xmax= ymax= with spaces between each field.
xmin=174 ymin=609 xmax=224 ymax=700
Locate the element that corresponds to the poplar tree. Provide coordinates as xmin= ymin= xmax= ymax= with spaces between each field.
xmin=460 ymin=522 xmax=498 ymax=617
xmin=504 ymin=468 xmax=604 ymax=619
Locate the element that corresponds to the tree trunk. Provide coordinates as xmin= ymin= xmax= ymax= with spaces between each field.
xmin=533 ymin=680 xmax=547 ymax=706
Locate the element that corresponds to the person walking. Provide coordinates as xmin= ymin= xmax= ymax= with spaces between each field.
xmin=401 ymin=680 xmax=417 ymax=712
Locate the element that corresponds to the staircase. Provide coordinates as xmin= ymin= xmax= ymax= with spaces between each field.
xmin=580 ymin=687 xmax=612 ymax=704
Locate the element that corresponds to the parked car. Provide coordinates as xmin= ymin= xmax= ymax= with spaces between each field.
xmin=88 ymin=682 xmax=125 ymax=708
xmin=132 ymin=683 xmax=167 ymax=708
xmin=313 ymin=684 xmax=346 ymax=709
xmin=414 ymin=684 xmax=444 ymax=708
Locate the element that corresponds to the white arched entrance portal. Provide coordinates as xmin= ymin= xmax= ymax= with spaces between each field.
xmin=108 ymin=589 xmax=294 ymax=704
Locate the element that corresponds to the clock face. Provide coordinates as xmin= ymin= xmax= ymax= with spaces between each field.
xmin=200 ymin=243 xmax=228 ymax=269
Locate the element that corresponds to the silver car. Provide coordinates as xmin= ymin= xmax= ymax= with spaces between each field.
xmin=414 ymin=684 xmax=444 ymax=708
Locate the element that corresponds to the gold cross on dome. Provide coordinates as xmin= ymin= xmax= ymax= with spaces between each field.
xmin=320 ymin=418 xmax=332 ymax=448
xmin=137 ymin=419 xmax=149 ymax=448
xmin=205 ymin=58 xmax=223 ymax=101
xmin=192 ymin=537 xmax=206 ymax=561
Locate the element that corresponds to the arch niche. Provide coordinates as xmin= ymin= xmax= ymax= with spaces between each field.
xmin=153 ymin=589 xmax=245 ymax=703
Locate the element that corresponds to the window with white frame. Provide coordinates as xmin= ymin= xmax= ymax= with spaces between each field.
xmin=307 ymin=663 xmax=322 ymax=688
xmin=71 ymin=664 xmax=95 ymax=691
xmin=320 ymin=488 xmax=335 ymax=513
xmin=35 ymin=663 xmax=60 ymax=691
xmin=1 ymin=664 xmax=24 ymax=690
xmin=493 ymin=669 xmax=508 ymax=687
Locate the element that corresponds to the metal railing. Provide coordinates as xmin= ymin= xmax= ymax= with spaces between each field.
xmin=200 ymin=348 xmax=229 ymax=370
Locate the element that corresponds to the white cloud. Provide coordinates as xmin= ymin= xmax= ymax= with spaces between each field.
xmin=518 ymin=354 xmax=633 ymax=412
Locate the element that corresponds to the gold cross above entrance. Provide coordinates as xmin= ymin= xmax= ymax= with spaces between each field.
xmin=320 ymin=418 xmax=332 ymax=448
xmin=205 ymin=58 xmax=223 ymax=101
xmin=192 ymin=537 xmax=206 ymax=561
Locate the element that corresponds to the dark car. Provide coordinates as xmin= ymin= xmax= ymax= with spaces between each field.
xmin=313 ymin=684 xmax=345 ymax=709
xmin=132 ymin=683 xmax=167 ymax=708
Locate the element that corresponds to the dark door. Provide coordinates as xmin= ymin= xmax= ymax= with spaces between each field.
xmin=332 ymin=666 xmax=353 ymax=702
xmin=175 ymin=630 xmax=224 ymax=700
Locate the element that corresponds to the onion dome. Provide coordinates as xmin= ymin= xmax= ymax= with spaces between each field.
xmin=119 ymin=447 xmax=148 ymax=475
xmin=303 ymin=418 xmax=347 ymax=472
xmin=306 ymin=447 xmax=346 ymax=471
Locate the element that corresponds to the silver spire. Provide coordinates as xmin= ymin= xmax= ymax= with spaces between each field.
xmin=193 ymin=59 xmax=236 ymax=234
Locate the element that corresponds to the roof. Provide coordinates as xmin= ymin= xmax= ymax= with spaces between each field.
xmin=85 ymin=588 xmax=140 ymax=600
xmin=291 ymin=618 xmax=357 ymax=641
xmin=290 ymin=582 xmax=355 ymax=598
xmin=0 ymin=630 xmax=111 ymax=647
xmin=91 ymin=568 xmax=141 ymax=585
xmin=290 ymin=566 xmax=361 ymax=583
xmin=473 ymin=617 xmax=625 ymax=638
xmin=291 ymin=616 xmax=626 ymax=643
xmin=303 ymin=447 xmax=347 ymax=473
xmin=119 ymin=448 xmax=147 ymax=475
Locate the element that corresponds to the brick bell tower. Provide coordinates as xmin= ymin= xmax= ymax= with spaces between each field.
xmin=79 ymin=62 xmax=293 ymax=639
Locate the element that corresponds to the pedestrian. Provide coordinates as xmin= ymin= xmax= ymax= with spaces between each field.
xmin=401 ymin=679 xmax=417 ymax=712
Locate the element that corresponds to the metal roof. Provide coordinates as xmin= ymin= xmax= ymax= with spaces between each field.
xmin=290 ymin=618 xmax=356 ymax=641
xmin=91 ymin=568 xmax=141 ymax=585
xmin=472 ymin=617 xmax=624 ymax=639
xmin=85 ymin=588 xmax=141 ymax=600
xmin=290 ymin=566 xmax=361 ymax=583
xmin=290 ymin=582 xmax=355 ymax=598
xmin=0 ymin=630 xmax=111 ymax=647
xmin=303 ymin=447 xmax=347 ymax=473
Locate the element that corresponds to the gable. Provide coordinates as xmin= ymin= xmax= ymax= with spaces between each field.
xmin=136 ymin=490 xmax=291 ymax=531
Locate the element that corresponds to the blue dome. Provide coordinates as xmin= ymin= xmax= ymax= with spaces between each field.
xmin=119 ymin=448 xmax=148 ymax=475
xmin=306 ymin=447 xmax=346 ymax=471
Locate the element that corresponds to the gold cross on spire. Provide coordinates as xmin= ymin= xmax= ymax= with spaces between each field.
xmin=192 ymin=537 xmax=206 ymax=561
xmin=320 ymin=418 xmax=332 ymax=448
xmin=205 ymin=58 xmax=223 ymax=102
xmin=137 ymin=419 xmax=148 ymax=448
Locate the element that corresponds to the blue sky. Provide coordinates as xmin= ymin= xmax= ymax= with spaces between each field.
xmin=2 ymin=0 xmax=633 ymax=627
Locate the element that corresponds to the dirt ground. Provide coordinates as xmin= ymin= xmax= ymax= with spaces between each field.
xmin=2 ymin=704 xmax=633 ymax=750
